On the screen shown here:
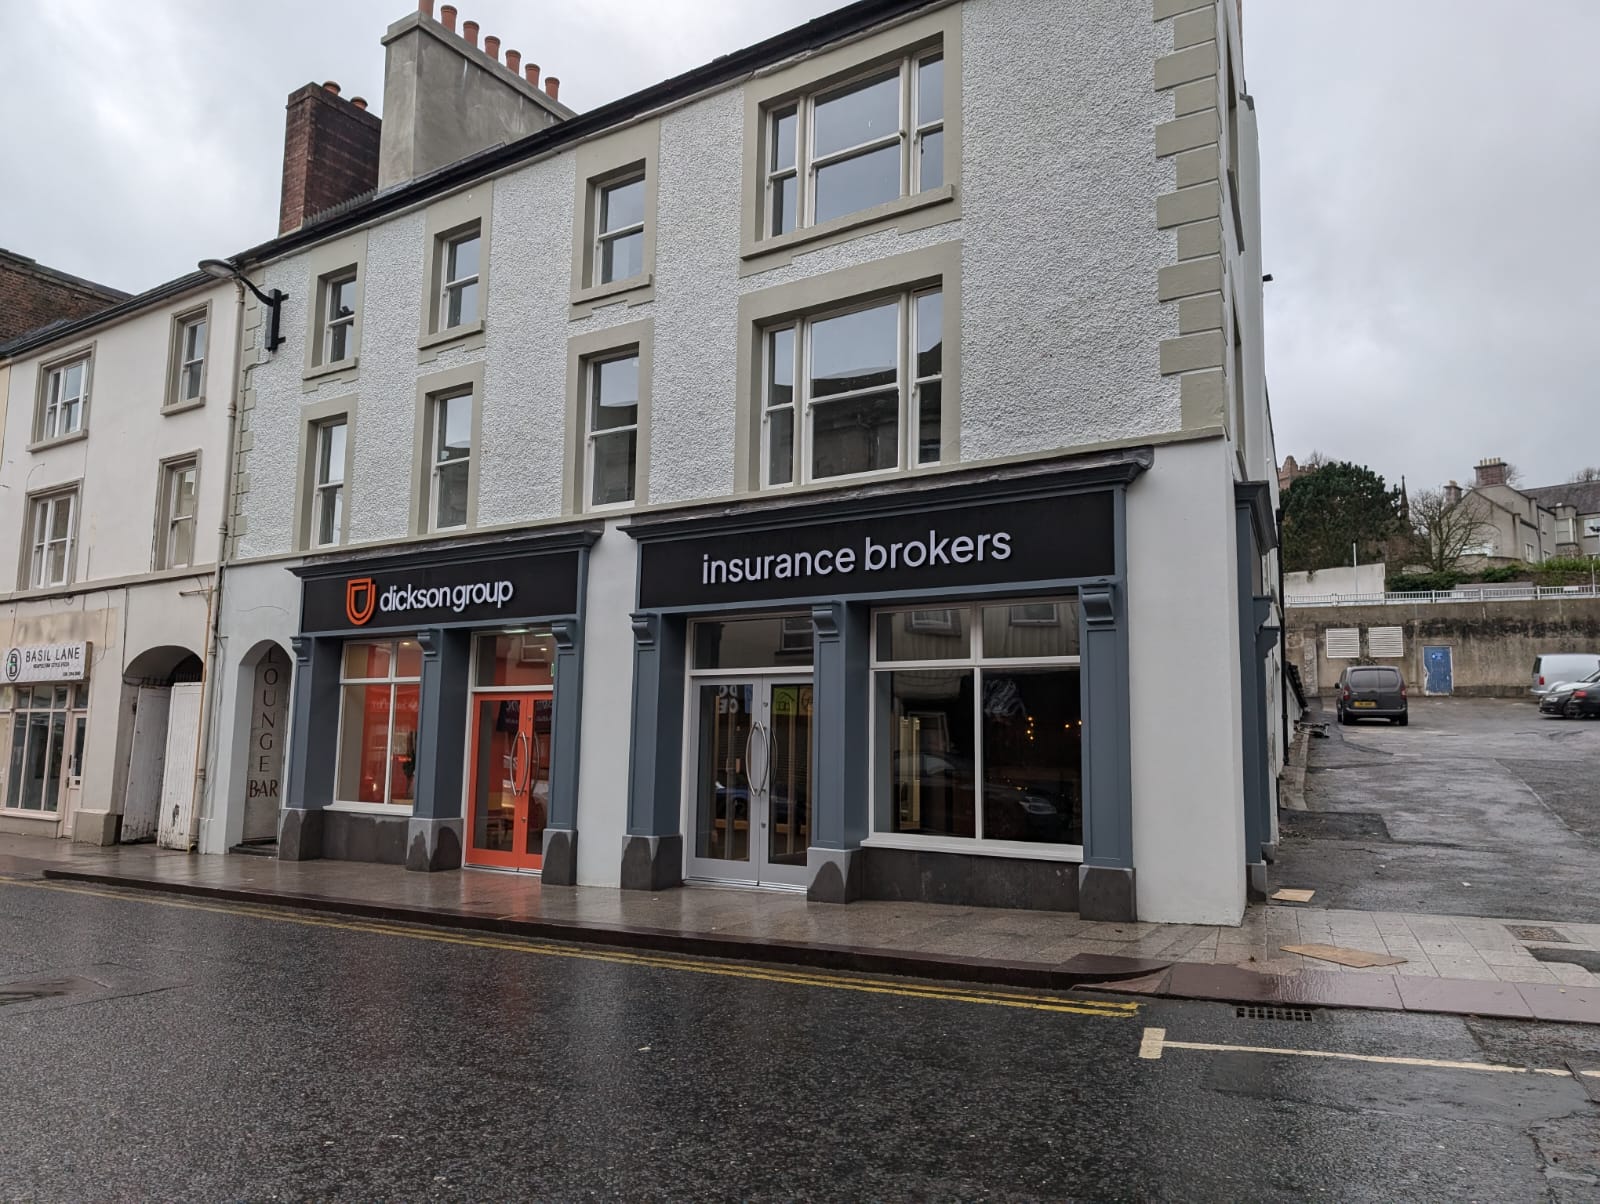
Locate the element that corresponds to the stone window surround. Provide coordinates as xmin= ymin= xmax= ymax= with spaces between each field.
xmin=732 ymin=240 xmax=962 ymax=495
xmin=292 ymin=395 xmax=358 ymax=551
xmin=302 ymin=230 xmax=369 ymax=384
xmin=152 ymin=449 xmax=203 ymax=571
xmin=569 ymin=119 xmax=660 ymax=317
xmin=16 ymin=479 xmax=83 ymax=592
xmin=163 ymin=303 xmax=211 ymax=414
xmin=417 ymin=185 xmax=493 ymax=358
xmin=29 ymin=342 xmax=96 ymax=451
xmin=563 ymin=317 xmax=654 ymax=515
xmin=738 ymin=2 xmax=963 ymax=273
xmin=409 ymin=361 xmax=485 ymax=536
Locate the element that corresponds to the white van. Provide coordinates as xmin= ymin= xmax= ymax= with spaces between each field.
xmin=1531 ymin=653 xmax=1600 ymax=696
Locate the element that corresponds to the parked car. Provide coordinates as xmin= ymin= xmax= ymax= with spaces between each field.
xmin=1540 ymin=671 xmax=1600 ymax=719
xmin=1335 ymin=665 xmax=1408 ymax=726
xmin=1530 ymin=653 xmax=1600 ymax=697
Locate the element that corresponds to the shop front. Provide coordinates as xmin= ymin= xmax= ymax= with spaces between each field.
xmin=621 ymin=454 xmax=1146 ymax=921
xmin=282 ymin=532 xmax=596 ymax=879
xmin=0 ymin=642 xmax=92 ymax=833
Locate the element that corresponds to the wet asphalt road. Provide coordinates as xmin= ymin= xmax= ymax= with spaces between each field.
xmin=1277 ymin=699 xmax=1600 ymax=922
xmin=5 ymin=878 xmax=1600 ymax=1201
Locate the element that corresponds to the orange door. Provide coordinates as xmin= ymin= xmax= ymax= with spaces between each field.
xmin=465 ymin=692 xmax=549 ymax=870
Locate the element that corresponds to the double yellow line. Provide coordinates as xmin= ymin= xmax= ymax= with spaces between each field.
xmin=2 ymin=877 xmax=1140 ymax=1020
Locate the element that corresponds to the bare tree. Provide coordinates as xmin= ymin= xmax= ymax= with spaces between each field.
xmin=1503 ymin=462 xmax=1524 ymax=486
xmin=1571 ymin=466 xmax=1600 ymax=483
xmin=1411 ymin=488 xmax=1496 ymax=573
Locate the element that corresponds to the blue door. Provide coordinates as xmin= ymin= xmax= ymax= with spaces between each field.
xmin=1423 ymin=646 xmax=1453 ymax=696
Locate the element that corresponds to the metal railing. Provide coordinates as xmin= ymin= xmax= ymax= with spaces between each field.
xmin=1286 ymin=584 xmax=1600 ymax=608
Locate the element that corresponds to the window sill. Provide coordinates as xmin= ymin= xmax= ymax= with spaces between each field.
xmin=161 ymin=397 xmax=206 ymax=416
xmin=570 ymin=272 xmax=653 ymax=314
xmin=303 ymin=356 xmax=359 ymax=383
xmin=0 ymin=807 xmax=62 ymax=821
xmin=326 ymin=801 xmax=414 ymax=817
xmin=418 ymin=319 xmax=485 ymax=353
xmin=28 ymin=430 xmax=88 ymax=453
xmin=740 ymin=184 xmax=958 ymax=268
xmin=860 ymin=834 xmax=1085 ymax=863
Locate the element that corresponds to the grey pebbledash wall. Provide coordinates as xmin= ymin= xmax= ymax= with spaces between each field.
xmin=1286 ymin=598 xmax=1600 ymax=697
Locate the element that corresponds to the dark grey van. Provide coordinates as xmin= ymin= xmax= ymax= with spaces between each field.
xmin=1336 ymin=665 xmax=1408 ymax=726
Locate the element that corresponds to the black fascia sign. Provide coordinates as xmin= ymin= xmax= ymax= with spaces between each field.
xmin=637 ymin=490 xmax=1115 ymax=609
xmin=301 ymin=550 xmax=582 ymax=634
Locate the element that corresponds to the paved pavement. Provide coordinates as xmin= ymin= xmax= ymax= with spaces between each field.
xmin=1276 ymin=698 xmax=1600 ymax=922
xmin=7 ymin=877 xmax=1600 ymax=1201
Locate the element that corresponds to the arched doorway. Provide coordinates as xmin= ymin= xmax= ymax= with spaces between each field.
xmin=118 ymin=645 xmax=204 ymax=847
xmin=234 ymin=641 xmax=292 ymax=846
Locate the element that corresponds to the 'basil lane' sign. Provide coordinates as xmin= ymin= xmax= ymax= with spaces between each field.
xmin=300 ymin=550 xmax=582 ymax=634
xmin=637 ymin=490 xmax=1115 ymax=609
xmin=4 ymin=642 xmax=90 ymax=684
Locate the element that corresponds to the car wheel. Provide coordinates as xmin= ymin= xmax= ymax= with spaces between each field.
xmin=1398 ymin=715 xmax=1408 ymax=727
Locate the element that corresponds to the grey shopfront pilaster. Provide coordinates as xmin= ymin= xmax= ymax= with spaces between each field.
xmin=1076 ymin=584 xmax=1136 ymax=921
xmin=540 ymin=617 xmax=585 ymax=884
xmin=406 ymin=626 xmax=471 ymax=871
xmin=804 ymin=600 xmax=871 ymax=903
xmin=279 ymin=635 xmax=341 ymax=859
xmin=1234 ymin=482 xmax=1278 ymax=900
xmin=620 ymin=611 xmax=687 ymax=890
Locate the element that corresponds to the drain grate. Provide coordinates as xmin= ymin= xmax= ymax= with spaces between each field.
xmin=1236 ymin=1005 xmax=1316 ymax=1023
xmin=1507 ymin=925 xmax=1572 ymax=944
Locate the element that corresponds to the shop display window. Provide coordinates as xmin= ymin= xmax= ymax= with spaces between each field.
xmin=335 ymin=639 xmax=423 ymax=806
xmin=4 ymin=683 xmax=88 ymax=813
xmin=872 ymin=599 xmax=1083 ymax=848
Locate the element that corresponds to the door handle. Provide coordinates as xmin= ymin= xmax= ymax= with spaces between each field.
xmin=759 ymin=720 xmax=772 ymax=795
xmin=743 ymin=718 xmax=758 ymax=791
xmin=528 ymin=728 xmax=543 ymax=796
xmin=515 ymin=730 xmax=531 ymax=797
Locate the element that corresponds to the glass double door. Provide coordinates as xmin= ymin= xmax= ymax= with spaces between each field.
xmin=687 ymin=676 xmax=813 ymax=887
xmin=466 ymin=691 xmax=551 ymax=871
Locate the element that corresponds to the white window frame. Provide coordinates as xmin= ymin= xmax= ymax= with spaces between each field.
xmin=584 ymin=349 xmax=640 ymax=512
xmin=427 ymin=390 xmax=473 ymax=533
xmin=174 ymin=313 xmax=207 ymax=404
xmin=761 ymin=285 xmax=942 ymax=489
xmin=332 ymin=639 xmax=423 ymax=811
xmin=865 ymin=598 xmax=1084 ymax=860
xmin=593 ymin=173 xmax=646 ymax=287
xmin=3 ymin=682 xmax=89 ymax=814
xmin=440 ymin=229 xmax=481 ymax=331
xmin=322 ymin=272 xmax=357 ymax=365
xmin=764 ymin=48 xmax=943 ymax=238
xmin=312 ymin=419 xmax=347 ymax=548
xmin=25 ymin=488 xmax=78 ymax=589
xmin=156 ymin=457 xmax=200 ymax=570
xmin=39 ymin=356 xmax=90 ymax=442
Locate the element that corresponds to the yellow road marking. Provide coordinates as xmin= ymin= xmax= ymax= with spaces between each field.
xmin=1139 ymin=1026 xmax=1600 ymax=1079
xmin=0 ymin=877 xmax=1138 ymax=1019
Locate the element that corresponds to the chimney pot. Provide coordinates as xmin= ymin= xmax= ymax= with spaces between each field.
xmin=545 ymin=76 xmax=560 ymax=101
xmin=462 ymin=18 xmax=479 ymax=46
xmin=351 ymin=97 xmax=368 ymax=110
xmin=418 ymin=0 xmax=434 ymax=17
xmin=323 ymin=80 xmax=341 ymax=95
xmin=524 ymin=62 xmax=541 ymax=87
xmin=483 ymin=34 xmax=500 ymax=60
xmin=505 ymin=49 xmax=521 ymax=73
xmin=439 ymin=4 xmax=456 ymax=31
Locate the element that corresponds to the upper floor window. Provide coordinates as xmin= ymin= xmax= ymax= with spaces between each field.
xmin=313 ymin=418 xmax=348 ymax=548
xmin=36 ymin=355 xmax=89 ymax=443
xmin=594 ymin=175 xmax=645 ymax=286
xmin=766 ymin=50 xmax=943 ymax=237
xmin=323 ymin=273 xmax=357 ymax=365
xmin=156 ymin=458 xmax=199 ymax=570
xmin=24 ymin=488 xmax=77 ymax=589
xmin=584 ymin=351 xmax=640 ymax=509
xmin=762 ymin=286 xmax=942 ymax=487
xmin=426 ymin=390 xmax=472 ymax=531
xmin=171 ymin=311 xmax=208 ymax=406
xmin=441 ymin=229 xmax=481 ymax=330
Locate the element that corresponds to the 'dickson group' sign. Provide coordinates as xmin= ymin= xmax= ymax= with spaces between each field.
xmin=300 ymin=551 xmax=582 ymax=634
xmin=636 ymin=489 xmax=1116 ymax=609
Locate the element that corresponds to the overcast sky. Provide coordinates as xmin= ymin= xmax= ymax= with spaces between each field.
xmin=1 ymin=0 xmax=1594 ymax=492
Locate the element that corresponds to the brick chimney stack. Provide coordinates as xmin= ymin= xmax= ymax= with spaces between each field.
xmin=1474 ymin=457 xmax=1509 ymax=489
xmin=279 ymin=81 xmax=382 ymax=235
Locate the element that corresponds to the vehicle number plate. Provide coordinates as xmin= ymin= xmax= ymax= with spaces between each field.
xmin=1353 ymin=701 xmax=1376 ymax=708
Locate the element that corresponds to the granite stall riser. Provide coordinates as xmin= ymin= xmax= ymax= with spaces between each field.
xmin=859 ymin=847 xmax=1079 ymax=912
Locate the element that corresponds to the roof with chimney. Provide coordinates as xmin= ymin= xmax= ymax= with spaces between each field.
xmin=1525 ymin=481 xmax=1600 ymax=516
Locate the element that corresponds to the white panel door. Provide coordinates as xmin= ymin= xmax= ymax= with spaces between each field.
xmin=157 ymin=683 xmax=204 ymax=850
xmin=121 ymin=686 xmax=171 ymax=843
